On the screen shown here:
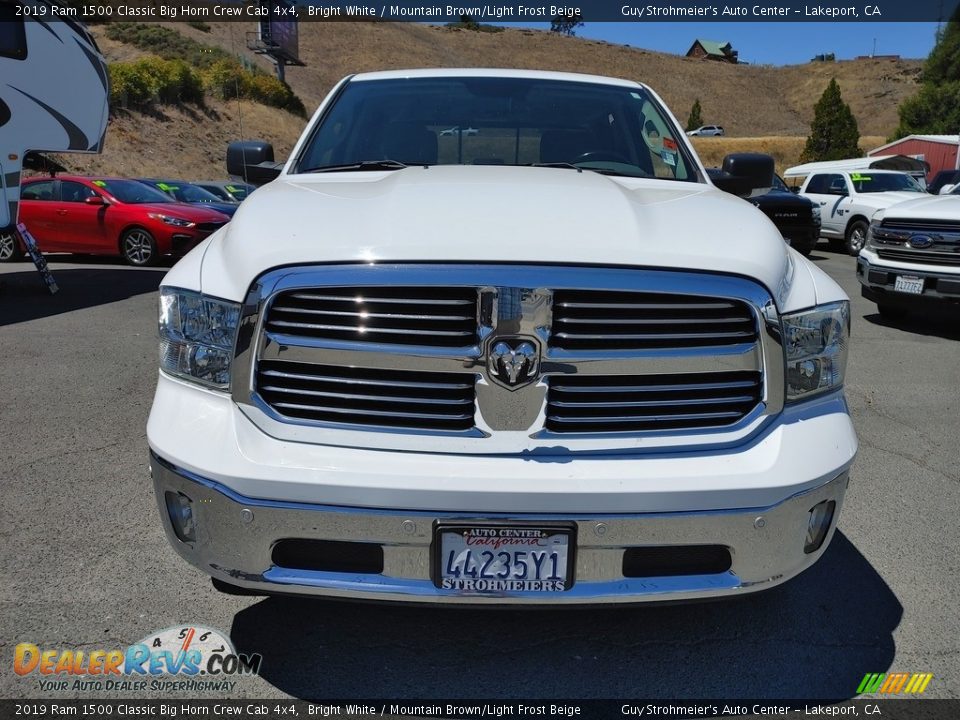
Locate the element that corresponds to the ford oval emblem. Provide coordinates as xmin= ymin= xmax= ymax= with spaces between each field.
xmin=909 ymin=234 xmax=934 ymax=249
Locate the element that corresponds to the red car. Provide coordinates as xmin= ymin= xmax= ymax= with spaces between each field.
xmin=8 ymin=176 xmax=231 ymax=266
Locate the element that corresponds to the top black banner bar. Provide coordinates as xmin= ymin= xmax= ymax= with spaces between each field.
xmin=21 ymin=0 xmax=960 ymax=22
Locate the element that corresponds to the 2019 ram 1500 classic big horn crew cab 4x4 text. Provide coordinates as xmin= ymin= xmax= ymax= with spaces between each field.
xmin=147 ymin=69 xmax=857 ymax=604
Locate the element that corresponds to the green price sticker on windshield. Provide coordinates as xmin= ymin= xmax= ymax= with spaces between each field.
xmin=851 ymin=173 xmax=871 ymax=181
xmin=92 ymin=180 xmax=106 ymax=187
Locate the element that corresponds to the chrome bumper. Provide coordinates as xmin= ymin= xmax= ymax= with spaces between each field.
xmin=150 ymin=452 xmax=848 ymax=605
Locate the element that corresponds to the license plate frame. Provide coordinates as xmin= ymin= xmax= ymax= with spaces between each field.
xmin=432 ymin=521 xmax=576 ymax=593
xmin=894 ymin=275 xmax=924 ymax=295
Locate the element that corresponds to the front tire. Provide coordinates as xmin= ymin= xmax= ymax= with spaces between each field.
xmin=0 ymin=229 xmax=23 ymax=262
xmin=845 ymin=220 xmax=868 ymax=256
xmin=121 ymin=228 xmax=157 ymax=266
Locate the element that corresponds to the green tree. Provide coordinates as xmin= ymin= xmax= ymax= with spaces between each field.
xmin=686 ymin=99 xmax=703 ymax=132
xmin=894 ymin=8 xmax=960 ymax=138
xmin=550 ymin=11 xmax=584 ymax=36
xmin=800 ymin=79 xmax=861 ymax=162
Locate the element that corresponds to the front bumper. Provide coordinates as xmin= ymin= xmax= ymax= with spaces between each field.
xmin=151 ymin=454 xmax=849 ymax=605
xmin=857 ymin=250 xmax=960 ymax=304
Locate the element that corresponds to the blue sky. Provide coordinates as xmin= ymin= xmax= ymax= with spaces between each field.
xmin=499 ymin=22 xmax=941 ymax=65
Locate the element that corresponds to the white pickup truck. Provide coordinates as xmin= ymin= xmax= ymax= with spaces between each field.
xmin=797 ymin=169 xmax=927 ymax=256
xmin=858 ymin=193 xmax=960 ymax=318
xmin=147 ymin=69 xmax=857 ymax=604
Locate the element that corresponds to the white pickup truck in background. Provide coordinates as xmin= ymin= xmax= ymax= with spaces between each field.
xmin=858 ymin=193 xmax=960 ymax=319
xmin=795 ymin=169 xmax=927 ymax=256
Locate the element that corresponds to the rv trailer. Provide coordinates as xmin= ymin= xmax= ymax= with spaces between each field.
xmin=0 ymin=4 xmax=109 ymax=260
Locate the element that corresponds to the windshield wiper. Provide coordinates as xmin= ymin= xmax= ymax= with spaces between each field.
xmin=302 ymin=160 xmax=410 ymax=173
xmin=529 ymin=162 xmax=651 ymax=179
xmin=530 ymin=162 xmax=582 ymax=172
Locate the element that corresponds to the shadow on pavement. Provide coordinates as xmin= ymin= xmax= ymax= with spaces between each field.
xmin=0 ymin=265 xmax=166 ymax=327
xmin=862 ymin=310 xmax=960 ymax=341
xmin=229 ymin=532 xmax=900 ymax=700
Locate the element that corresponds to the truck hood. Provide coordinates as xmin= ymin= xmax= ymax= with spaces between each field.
xmin=853 ymin=191 xmax=927 ymax=210
xmin=199 ymin=166 xmax=792 ymax=303
xmin=872 ymin=194 xmax=960 ymax=222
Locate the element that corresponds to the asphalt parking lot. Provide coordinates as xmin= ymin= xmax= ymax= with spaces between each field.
xmin=1 ymin=247 xmax=958 ymax=701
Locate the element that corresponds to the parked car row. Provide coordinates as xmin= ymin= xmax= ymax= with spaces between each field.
xmin=1 ymin=177 xmax=255 ymax=265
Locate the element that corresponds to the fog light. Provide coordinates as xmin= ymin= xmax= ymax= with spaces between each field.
xmin=804 ymin=500 xmax=836 ymax=554
xmin=165 ymin=491 xmax=195 ymax=543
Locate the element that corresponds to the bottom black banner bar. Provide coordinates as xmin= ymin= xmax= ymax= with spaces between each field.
xmin=3 ymin=700 xmax=958 ymax=720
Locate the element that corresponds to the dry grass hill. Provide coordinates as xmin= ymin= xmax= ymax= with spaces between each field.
xmin=59 ymin=21 xmax=922 ymax=179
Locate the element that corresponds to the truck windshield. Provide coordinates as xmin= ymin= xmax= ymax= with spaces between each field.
xmin=852 ymin=173 xmax=924 ymax=193
xmin=296 ymin=76 xmax=699 ymax=182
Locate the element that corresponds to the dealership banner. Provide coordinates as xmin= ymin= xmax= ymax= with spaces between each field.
xmin=5 ymin=700 xmax=960 ymax=718
xmin=18 ymin=0 xmax=960 ymax=22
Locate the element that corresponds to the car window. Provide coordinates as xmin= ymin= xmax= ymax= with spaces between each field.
xmin=61 ymin=181 xmax=97 ymax=203
xmin=851 ymin=172 xmax=924 ymax=193
xmin=297 ymin=77 xmax=699 ymax=183
xmin=198 ymin=185 xmax=229 ymax=201
xmin=804 ymin=175 xmax=830 ymax=194
xmin=21 ymin=181 xmax=55 ymax=201
xmin=828 ymin=175 xmax=848 ymax=194
xmin=225 ymin=184 xmax=251 ymax=200
xmin=0 ymin=10 xmax=27 ymax=61
xmin=91 ymin=179 xmax=172 ymax=204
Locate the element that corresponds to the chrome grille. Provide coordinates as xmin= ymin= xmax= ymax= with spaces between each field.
xmin=551 ymin=290 xmax=757 ymax=350
xmin=257 ymin=360 xmax=476 ymax=432
xmin=881 ymin=218 xmax=960 ymax=233
xmin=265 ymin=287 xmax=478 ymax=347
xmin=877 ymin=248 xmax=960 ymax=266
xmin=235 ymin=265 xmax=781 ymax=450
xmin=546 ymin=371 xmax=763 ymax=433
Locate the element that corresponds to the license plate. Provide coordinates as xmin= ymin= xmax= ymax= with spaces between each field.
xmin=894 ymin=275 xmax=924 ymax=294
xmin=433 ymin=523 xmax=574 ymax=592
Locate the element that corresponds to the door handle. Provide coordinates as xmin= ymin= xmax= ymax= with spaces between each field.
xmin=57 ymin=210 xmax=67 ymax=215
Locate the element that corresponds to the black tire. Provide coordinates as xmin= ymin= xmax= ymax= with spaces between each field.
xmin=121 ymin=227 xmax=158 ymax=266
xmin=845 ymin=219 xmax=869 ymax=256
xmin=0 ymin=229 xmax=23 ymax=262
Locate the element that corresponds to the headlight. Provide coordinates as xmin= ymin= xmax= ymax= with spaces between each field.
xmin=159 ymin=288 xmax=241 ymax=389
xmin=811 ymin=205 xmax=821 ymax=226
xmin=866 ymin=219 xmax=881 ymax=248
xmin=148 ymin=213 xmax=195 ymax=228
xmin=782 ymin=301 xmax=850 ymax=401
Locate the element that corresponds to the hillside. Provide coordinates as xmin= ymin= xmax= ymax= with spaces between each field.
xmin=56 ymin=21 xmax=922 ymax=179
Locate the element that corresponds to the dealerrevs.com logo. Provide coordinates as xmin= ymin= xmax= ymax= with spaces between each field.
xmin=14 ymin=625 xmax=262 ymax=693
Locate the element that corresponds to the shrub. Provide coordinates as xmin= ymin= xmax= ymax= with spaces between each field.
xmin=107 ymin=58 xmax=205 ymax=110
xmin=108 ymin=63 xmax=152 ymax=108
xmin=106 ymin=23 xmax=307 ymax=116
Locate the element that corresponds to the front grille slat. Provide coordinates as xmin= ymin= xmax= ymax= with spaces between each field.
xmin=881 ymin=218 xmax=960 ymax=232
xmin=546 ymin=371 xmax=762 ymax=433
xmin=271 ymin=401 xmax=474 ymax=422
xmin=260 ymin=368 xmax=472 ymax=390
xmin=266 ymin=287 xmax=479 ymax=348
xmin=551 ymin=290 xmax=757 ymax=351
xmin=877 ymin=248 xmax=960 ymax=266
xmin=257 ymin=360 xmax=476 ymax=432
xmin=269 ymin=320 xmax=474 ymax=337
xmin=271 ymin=306 xmax=474 ymax=321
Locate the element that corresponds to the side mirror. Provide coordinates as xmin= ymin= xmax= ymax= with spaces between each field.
xmin=227 ymin=140 xmax=283 ymax=186
xmin=711 ymin=153 xmax=775 ymax=198
xmin=939 ymin=183 xmax=956 ymax=195
xmin=85 ymin=195 xmax=105 ymax=205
